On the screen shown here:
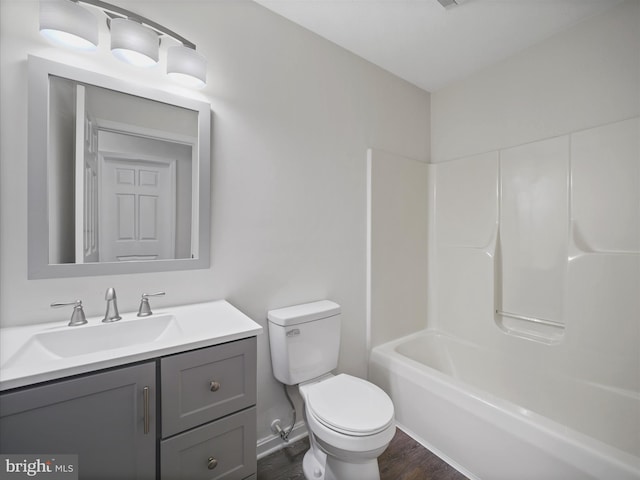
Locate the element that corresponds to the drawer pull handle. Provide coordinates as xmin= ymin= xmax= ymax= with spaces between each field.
xmin=207 ymin=457 xmax=218 ymax=470
xmin=209 ymin=381 xmax=221 ymax=392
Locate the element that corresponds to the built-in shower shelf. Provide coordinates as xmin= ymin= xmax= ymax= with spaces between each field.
xmin=571 ymin=223 xmax=640 ymax=257
xmin=495 ymin=310 xmax=565 ymax=345
xmin=495 ymin=310 xmax=564 ymax=329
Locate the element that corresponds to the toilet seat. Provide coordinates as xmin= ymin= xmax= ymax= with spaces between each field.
xmin=306 ymin=374 xmax=394 ymax=437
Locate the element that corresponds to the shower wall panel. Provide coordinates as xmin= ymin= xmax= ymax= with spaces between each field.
xmin=433 ymin=152 xmax=498 ymax=341
xmin=367 ymin=148 xmax=429 ymax=348
xmin=433 ymin=117 xmax=639 ymax=348
xmin=565 ymin=118 xmax=640 ymax=419
xmin=571 ymin=118 xmax=639 ymax=254
xmin=498 ymin=136 xmax=569 ymax=340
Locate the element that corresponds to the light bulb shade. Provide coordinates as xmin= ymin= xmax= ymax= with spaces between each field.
xmin=167 ymin=45 xmax=207 ymax=88
xmin=40 ymin=0 xmax=98 ymax=50
xmin=110 ymin=17 xmax=159 ymax=67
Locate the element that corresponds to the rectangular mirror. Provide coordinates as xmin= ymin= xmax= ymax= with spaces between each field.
xmin=28 ymin=56 xmax=211 ymax=278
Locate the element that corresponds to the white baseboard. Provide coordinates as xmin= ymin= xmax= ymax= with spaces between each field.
xmin=256 ymin=421 xmax=308 ymax=459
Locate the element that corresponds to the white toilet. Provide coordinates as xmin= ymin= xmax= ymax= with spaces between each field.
xmin=268 ymin=300 xmax=395 ymax=480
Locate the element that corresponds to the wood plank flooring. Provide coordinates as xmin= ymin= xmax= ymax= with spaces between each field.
xmin=257 ymin=428 xmax=469 ymax=480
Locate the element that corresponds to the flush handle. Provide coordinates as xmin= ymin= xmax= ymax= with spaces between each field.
xmin=207 ymin=457 xmax=218 ymax=470
xmin=209 ymin=381 xmax=221 ymax=392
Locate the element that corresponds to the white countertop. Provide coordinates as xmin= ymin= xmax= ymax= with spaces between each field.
xmin=0 ymin=300 xmax=263 ymax=391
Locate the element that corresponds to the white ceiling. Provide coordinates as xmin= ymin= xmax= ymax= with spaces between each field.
xmin=254 ymin=0 xmax=624 ymax=92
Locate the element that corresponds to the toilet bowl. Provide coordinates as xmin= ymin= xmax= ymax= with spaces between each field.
xmin=267 ymin=300 xmax=395 ymax=480
xmin=299 ymin=374 xmax=396 ymax=480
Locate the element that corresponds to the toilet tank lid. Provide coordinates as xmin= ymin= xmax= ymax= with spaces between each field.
xmin=267 ymin=300 xmax=341 ymax=326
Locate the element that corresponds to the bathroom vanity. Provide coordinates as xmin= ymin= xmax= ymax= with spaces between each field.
xmin=0 ymin=300 xmax=261 ymax=480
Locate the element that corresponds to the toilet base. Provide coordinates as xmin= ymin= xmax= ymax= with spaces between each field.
xmin=302 ymin=444 xmax=381 ymax=480
xmin=324 ymin=456 xmax=381 ymax=480
xmin=303 ymin=448 xmax=326 ymax=479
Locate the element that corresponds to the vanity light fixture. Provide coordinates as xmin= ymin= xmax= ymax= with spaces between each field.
xmin=39 ymin=0 xmax=207 ymax=87
xmin=39 ymin=0 xmax=99 ymax=50
xmin=110 ymin=17 xmax=159 ymax=67
xmin=167 ymin=45 xmax=207 ymax=88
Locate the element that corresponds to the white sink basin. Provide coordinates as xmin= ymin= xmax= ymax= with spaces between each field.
xmin=0 ymin=300 xmax=263 ymax=391
xmin=36 ymin=314 xmax=179 ymax=358
xmin=2 ymin=314 xmax=180 ymax=371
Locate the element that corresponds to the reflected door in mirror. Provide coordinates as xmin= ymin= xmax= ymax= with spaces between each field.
xmin=100 ymin=156 xmax=176 ymax=262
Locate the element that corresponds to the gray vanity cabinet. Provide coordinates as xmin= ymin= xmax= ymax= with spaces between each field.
xmin=0 ymin=361 xmax=156 ymax=480
xmin=0 ymin=336 xmax=258 ymax=480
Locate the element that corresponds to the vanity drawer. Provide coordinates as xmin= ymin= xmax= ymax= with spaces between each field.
xmin=161 ymin=337 xmax=256 ymax=437
xmin=160 ymin=407 xmax=256 ymax=480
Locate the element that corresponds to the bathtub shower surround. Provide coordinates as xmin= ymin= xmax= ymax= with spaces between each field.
xmin=370 ymin=117 xmax=640 ymax=480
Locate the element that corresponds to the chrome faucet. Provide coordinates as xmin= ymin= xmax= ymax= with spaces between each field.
xmin=102 ymin=287 xmax=122 ymax=323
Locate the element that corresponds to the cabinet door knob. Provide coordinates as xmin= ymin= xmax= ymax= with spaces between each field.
xmin=207 ymin=457 xmax=218 ymax=470
xmin=209 ymin=381 xmax=220 ymax=392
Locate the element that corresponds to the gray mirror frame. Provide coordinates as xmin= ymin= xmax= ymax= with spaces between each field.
xmin=27 ymin=55 xmax=211 ymax=278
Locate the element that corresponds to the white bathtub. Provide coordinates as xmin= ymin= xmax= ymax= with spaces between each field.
xmin=369 ymin=330 xmax=640 ymax=480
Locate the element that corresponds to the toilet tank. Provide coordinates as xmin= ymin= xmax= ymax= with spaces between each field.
xmin=267 ymin=300 xmax=341 ymax=385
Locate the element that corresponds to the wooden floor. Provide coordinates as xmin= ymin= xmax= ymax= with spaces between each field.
xmin=257 ymin=428 xmax=469 ymax=480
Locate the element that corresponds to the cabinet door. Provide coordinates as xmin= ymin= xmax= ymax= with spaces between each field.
xmin=161 ymin=337 xmax=256 ymax=437
xmin=161 ymin=407 xmax=256 ymax=480
xmin=0 ymin=362 xmax=156 ymax=480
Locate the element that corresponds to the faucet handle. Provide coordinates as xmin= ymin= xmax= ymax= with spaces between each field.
xmin=137 ymin=292 xmax=166 ymax=317
xmin=51 ymin=300 xmax=88 ymax=327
